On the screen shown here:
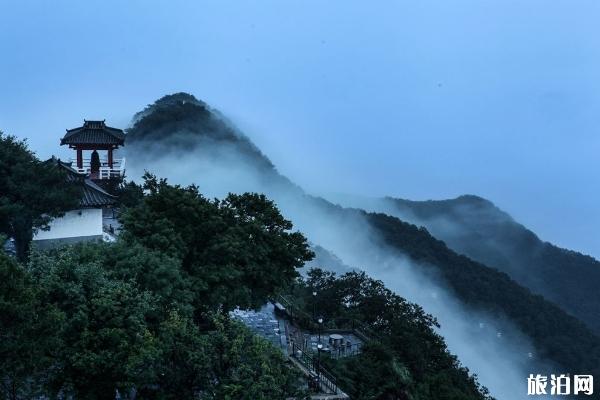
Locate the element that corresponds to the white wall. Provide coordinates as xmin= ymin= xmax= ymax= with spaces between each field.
xmin=33 ymin=208 xmax=103 ymax=240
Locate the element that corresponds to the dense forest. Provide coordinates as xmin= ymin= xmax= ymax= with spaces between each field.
xmin=1 ymin=178 xmax=312 ymax=399
xmin=0 ymin=132 xmax=81 ymax=260
xmin=1 ymin=133 xmax=491 ymax=399
xmin=290 ymin=269 xmax=492 ymax=400
xmin=365 ymin=211 xmax=600 ymax=380
xmin=0 ymin=133 xmax=312 ymax=399
xmin=380 ymin=195 xmax=600 ymax=334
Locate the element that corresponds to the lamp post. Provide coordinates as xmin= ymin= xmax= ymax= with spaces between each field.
xmin=312 ymin=291 xmax=317 ymax=321
xmin=316 ymin=343 xmax=323 ymax=387
xmin=317 ymin=317 xmax=323 ymax=344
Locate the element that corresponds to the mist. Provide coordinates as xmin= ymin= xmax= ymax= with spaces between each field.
xmin=1 ymin=0 xmax=599 ymax=259
xmin=125 ymin=132 xmax=555 ymax=400
xmin=328 ymin=191 xmax=600 ymax=338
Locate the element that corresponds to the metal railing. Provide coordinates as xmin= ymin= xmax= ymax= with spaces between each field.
xmin=291 ymin=342 xmax=339 ymax=395
xmin=277 ymin=293 xmax=387 ymax=397
xmin=276 ymin=294 xmax=382 ymax=344
xmin=326 ymin=342 xmax=363 ymax=359
xmin=277 ymin=294 xmax=319 ymax=331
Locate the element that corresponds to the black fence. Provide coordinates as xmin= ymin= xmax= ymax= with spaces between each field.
xmin=276 ymin=293 xmax=388 ymax=396
xmin=325 ymin=341 xmax=362 ymax=359
xmin=276 ymin=294 xmax=383 ymax=344
xmin=291 ymin=342 xmax=339 ymax=395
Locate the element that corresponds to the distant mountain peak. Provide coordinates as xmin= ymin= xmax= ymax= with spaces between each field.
xmin=125 ymin=92 xmax=294 ymax=189
xmin=154 ymin=92 xmax=204 ymax=106
xmin=128 ymin=92 xmax=247 ymax=144
xmin=454 ymin=194 xmax=492 ymax=204
xmin=386 ymin=194 xmax=493 ymax=207
xmin=130 ymin=92 xmax=209 ymax=127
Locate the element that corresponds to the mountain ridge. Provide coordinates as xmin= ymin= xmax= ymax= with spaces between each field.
xmin=375 ymin=193 xmax=600 ymax=334
xmin=124 ymin=92 xmax=600 ymax=395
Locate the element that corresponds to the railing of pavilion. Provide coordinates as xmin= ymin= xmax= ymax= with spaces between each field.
xmin=70 ymin=157 xmax=126 ymax=179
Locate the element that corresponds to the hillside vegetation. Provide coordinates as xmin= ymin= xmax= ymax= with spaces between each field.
xmin=292 ymin=269 xmax=492 ymax=400
xmin=1 ymin=167 xmax=312 ymax=399
xmin=122 ymin=93 xmax=600 ymax=386
xmin=383 ymin=195 xmax=600 ymax=334
xmin=0 ymin=132 xmax=501 ymax=399
xmin=365 ymin=211 xmax=600 ymax=380
xmin=0 ymin=132 xmax=80 ymax=261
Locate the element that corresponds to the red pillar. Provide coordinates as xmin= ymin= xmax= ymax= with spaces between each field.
xmin=108 ymin=148 xmax=114 ymax=168
xmin=76 ymin=148 xmax=83 ymax=169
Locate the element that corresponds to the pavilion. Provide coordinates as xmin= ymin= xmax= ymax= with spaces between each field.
xmin=31 ymin=120 xmax=126 ymax=248
xmin=60 ymin=120 xmax=126 ymax=180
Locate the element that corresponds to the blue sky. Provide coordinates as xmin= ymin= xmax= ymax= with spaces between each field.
xmin=1 ymin=0 xmax=599 ymax=257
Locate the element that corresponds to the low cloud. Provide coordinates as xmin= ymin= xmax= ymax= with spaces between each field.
xmin=124 ymin=123 xmax=555 ymax=399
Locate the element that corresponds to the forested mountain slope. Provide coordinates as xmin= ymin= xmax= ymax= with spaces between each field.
xmin=364 ymin=195 xmax=600 ymax=335
xmin=125 ymin=92 xmax=600 ymax=390
xmin=1 ymin=133 xmax=491 ymax=400
xmin=364 ymin=211 xmax=600 ymax=379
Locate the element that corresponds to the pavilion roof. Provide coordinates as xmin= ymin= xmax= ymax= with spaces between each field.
xmin=61 ymin=120 xmax=125 ymax=147
xmin=80 ymin=179 xmax=117 ymax=207
xmin=52 ymin=159 xmax=117 ymax=207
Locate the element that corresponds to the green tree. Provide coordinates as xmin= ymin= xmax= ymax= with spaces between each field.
xmin=0 ymin=132 xmax=80 ymax=261
xmin=121 ymin=173 xmax=313 ymax=318
xmin=68 ymin=241 xmax=194 ymax=324
xmin=24 ymin=243 xmax=309 ymax=399
xmin=117 ymin=180 xmax=145 ymax=209
xmin=28 ymin=250 xmax=158 ymax=400
xmin=204 ymin=315 xmax=307 ymax=400
xmin=0 ymin=252 xmax=63 ymax=400
xmin=296 ymin=269 xmax=491 ymax=400
xmin=140 ymin=313 xmax=308 ymax=400
xmin=1 ymin=166 xmax=313 ymax=398
xmin=105 ymin=241 xmax=194 ymax=321
xmin=141 ymin=311 xmax=212 ymax=399
xmin=325 ymin=342 xmax=412 ymax=400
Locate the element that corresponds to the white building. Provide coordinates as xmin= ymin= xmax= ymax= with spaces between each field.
xmin=32 ymin=120 xmax=125 ymax=248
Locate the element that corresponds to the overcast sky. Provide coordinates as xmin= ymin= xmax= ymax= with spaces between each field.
xmin=1 ymin=0 xmax=598 ymax=258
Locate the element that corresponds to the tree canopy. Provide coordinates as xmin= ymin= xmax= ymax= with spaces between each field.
xmin=120 ymin=173 xmax=313 ymax=318
xmin=1 ymin=174 xmax=311 ymax=399
xmin=291 ymin=269 xmax=492 ymax=400
xmin=366 ymin=212 xmax=600 ymax=380
xmin=0 ymin=132 xmax=80 ymax=260
xmin=385 ymin=195 xmax=600 ymax=335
